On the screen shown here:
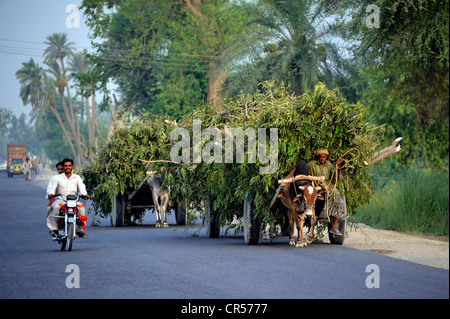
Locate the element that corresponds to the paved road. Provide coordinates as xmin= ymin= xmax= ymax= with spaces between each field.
xmin=0 ymin=171 xmax=448 ymax=301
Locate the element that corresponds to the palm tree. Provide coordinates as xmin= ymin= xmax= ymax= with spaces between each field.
xmin=15 ymin=59 xmax=78 ymax=163
xmin=45 ymin=60 xmax=83 ymax=167
xmin=68 ymin=52 xmax=85 ymax=140
xmin=43 ymin=33 xmax=76 ymax=120
xmin=15 ymin=58 xmax=45 ymax=109
xmin=69 ymin=50 xmax=95 ymax=157
xmin=220 ymin=0 xmax=347 ymax=97
xmin=45 ymin=60 xmax=70 ymax=120
xmin=44 ymin=33 xmax=84 ymax=167
xmin=69 ymin=49 xmax=104 ymax=163
xmin=41 ymin=75 xmax=78 ymax=160
xmin=43 ymin=33 xmax=75 ymax=79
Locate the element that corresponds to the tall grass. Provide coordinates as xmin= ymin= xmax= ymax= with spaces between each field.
xmin=356 ymin=167 xmax=449 ymax=236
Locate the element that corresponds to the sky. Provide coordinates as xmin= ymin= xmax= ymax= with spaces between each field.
xmin=0 ymin=0 xmax=95 ymax=118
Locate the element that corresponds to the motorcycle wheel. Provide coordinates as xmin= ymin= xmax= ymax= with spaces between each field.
xmin=60 ymin=237 xmax=67 ymax=251
xmin=67 ymin=223 xmax=75 ymax=251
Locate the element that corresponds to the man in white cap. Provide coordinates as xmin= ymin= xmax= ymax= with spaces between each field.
xmin=308 ymin=148 xmax=345 ymax=235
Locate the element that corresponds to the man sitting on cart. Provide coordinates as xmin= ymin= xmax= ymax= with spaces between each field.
xmin=308 ymin=148 xmax=346 ymax=235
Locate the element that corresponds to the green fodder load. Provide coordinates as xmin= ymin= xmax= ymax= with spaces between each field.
xmin=161 ymin=82 xmax=378 ymax=224
xmin=83 ymin=82 xmax=378 ymax=224
xmin=82 ymin=118 xmax=172 ymax=221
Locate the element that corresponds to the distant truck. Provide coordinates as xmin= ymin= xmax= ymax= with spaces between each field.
xmin=7 ymin=143 xmax=27 ymax=178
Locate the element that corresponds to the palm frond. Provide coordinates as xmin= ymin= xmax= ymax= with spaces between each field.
xmin=218 ymin=0 xmax=351 ymax=98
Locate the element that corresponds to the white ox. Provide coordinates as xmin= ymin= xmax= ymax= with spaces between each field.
xmin=146 ymin=174 xmax=170 ymax=228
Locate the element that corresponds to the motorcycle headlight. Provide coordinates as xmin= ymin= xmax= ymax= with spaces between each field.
xmin=67 ymin=200 xmax=77 ymax=208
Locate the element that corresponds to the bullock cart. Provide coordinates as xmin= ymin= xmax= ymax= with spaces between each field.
xmin=237 ymin=137 xmax=403 ymax=245
xmin=241 ymin=173 xmax=347 ymax=246
xmin=112 ymin=178 xmax=187 ymax=227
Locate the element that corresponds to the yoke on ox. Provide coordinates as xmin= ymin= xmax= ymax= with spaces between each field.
xmin=146 ymin=174 xmax=170 ymax=228
xmin=277 ymin=171 xmax=326 ymax=247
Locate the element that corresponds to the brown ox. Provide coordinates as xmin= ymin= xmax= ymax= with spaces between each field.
xmin=276 ymin=170 xmax=325 ymax=247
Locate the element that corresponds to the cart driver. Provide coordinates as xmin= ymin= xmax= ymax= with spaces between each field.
xmin=308 ymin=148 xmax=346 ymax=235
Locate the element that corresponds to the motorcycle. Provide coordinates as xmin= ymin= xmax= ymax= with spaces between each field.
xmin=53 ymin=194 xmax=87 ymax=251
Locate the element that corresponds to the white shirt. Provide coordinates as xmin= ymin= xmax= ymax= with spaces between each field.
xmin=48 ymin=173 xmax=88 ymax=197
xmin=46 ymin=173 xmax=62 ymax=198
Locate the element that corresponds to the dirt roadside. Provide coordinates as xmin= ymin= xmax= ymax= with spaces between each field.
xmin=333 ymin=223 xmax=449 ymax=270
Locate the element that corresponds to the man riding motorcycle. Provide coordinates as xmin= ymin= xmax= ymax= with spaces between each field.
xmin=46 ymin=161 xmax=64 ymax=216
xmin=47 ymin=158 xmax=90 ymax=238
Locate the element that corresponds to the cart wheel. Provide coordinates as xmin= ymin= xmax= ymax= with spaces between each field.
xmin=328 ymin=197 xmax=347 ymax=245
xmin=280 ymin=219 xmax=291 ymax=236
xmin=205 ymin=197 xmax=220 ymax=238
xmin=243 ymin=193 xmax=263 ymax=245
xmin=112 ymin=194 xmax=125 ymax=227
xmin=328 ymin=218 xmax=346 ymax=245
xmin=174 ymin=200 xmax=187 ymax=226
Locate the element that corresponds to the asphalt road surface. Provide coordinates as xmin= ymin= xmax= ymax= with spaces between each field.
xmin=0 ymin=171 xmax=448 ymax=301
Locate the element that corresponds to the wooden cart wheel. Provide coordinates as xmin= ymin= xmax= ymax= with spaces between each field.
xmin=174 ymin=200 xmax=187 ymax=226
xmin=328 ymin=197 xmax=347 ymax=245
xmin=328 ymin=218 xmax=346 ymax=245
xmin=243 ymin=193 xmax=263 ymax=245
xmin=112 ymin=194 xmax=125 ymax=227
xmin=205 ymin=197 xmax=220 ymax=238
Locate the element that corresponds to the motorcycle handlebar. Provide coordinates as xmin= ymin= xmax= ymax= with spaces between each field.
xmin=52 ymin=194 xmax=89 ymax=200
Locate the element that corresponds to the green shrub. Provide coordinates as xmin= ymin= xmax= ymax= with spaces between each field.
xmin=357 ymin=168 xmax=449 ymax=236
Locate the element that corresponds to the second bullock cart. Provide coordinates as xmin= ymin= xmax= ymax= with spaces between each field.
xmin=111 ymin=178 xmax=187 ymax=227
